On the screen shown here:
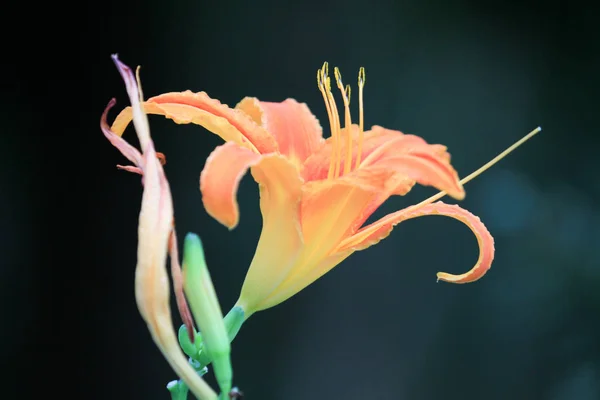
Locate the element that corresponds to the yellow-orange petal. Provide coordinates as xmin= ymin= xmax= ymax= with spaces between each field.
xmin=270 ymin=170 xmax=390 ymax=294
xmin=237 ymin=154 xmax=304 ymax=313
xmin=254 ymin=249 xmax=354 ymax=311
xmin=111 ymin=91 xmax=278 ymax=154
xmin=236 ymin=97 xmax=324 ymax=165
xmin=301 ymin=167 xmax=395 ymax=246
xmin=336 ymin=201 xmax=495 ymax=283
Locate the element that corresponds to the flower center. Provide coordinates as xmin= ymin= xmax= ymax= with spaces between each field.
xmin=317 ymin=62 xmax=366 ymax=180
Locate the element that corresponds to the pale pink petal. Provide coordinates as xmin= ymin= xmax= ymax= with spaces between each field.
xmin=100 ymin=98 xmax=142 ymax=167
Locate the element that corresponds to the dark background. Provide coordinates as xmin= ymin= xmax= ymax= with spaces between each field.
xmin=4 ymin=0 xmax=600 ymax=399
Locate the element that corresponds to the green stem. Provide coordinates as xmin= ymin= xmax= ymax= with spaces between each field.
xmin=197 ymin=306 xmax=246 ymax=366
xmin=167 ymin=380 xmax=189 ymax=400
xmin=171 ymin=306 xmax=248 ymax=399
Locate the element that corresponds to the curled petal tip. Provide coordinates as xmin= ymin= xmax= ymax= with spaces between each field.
xmin=452 ymin=186 xmax=466 ymax=201
xmin=111 ymin=55 xmax=138 ymax=97
xmin=111 ymin=54 xmax=132 ymax=77
xmin=111 ymin=53 xmax=127 ymax=70
xmin=436 ymin=270 xmax=488 ymax=284
xmin=101 ymin=98 xmax=117 ymax=129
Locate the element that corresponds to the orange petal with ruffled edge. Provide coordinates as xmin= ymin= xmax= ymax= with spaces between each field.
xmin=111 ymin=91 xmax=278 ymax=154
xmin=302 ymin=125 xmax=450 ymax=183
xmin=358 ymin=127 xmax=463 ymax=200
xmin=335 ymin=201 xmax=495 ymax=283
xmin=236 ymin=97 xmax=324 ymax=165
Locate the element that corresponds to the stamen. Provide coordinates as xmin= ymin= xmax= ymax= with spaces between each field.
xmin=415 ymin=126 xmax=542 ymax=208
xmin=325 ymin=76 xmax=343 ymax=179
xmin=355 ymin=67 xmax=366 ymax=169
xmin=334 ymin=67 xmax=354 ymax=175
xmin=317 ymin=63 xmax=338 ymax=180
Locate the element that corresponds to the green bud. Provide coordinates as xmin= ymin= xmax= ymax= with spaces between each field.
xmin=178 ymin=325 xmax=198 ymax=359
xmin=183 ymin=233 xmax=232 ymax=397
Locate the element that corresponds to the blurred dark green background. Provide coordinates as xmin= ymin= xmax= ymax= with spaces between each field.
xmin=4 ymin=0 xmax=600 ymax=399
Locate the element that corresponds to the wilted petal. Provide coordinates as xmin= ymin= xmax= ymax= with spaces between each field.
xmin=236 ymin=97 xmax=324 ymax=164
xmin=111 ymin=56 xmax=217 ymax=400
xmin=111 ymin=91 xmax=278 ymax=154
xmin=335 ymin=201 xmax=495 ymax=283
xmin=100 ymin=98 xmax=142 ymax=167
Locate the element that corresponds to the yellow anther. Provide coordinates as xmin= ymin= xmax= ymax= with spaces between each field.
xmin=318 ymin=63 xmax=367 ymax=179
xmin=317 ymin=64 xmax=339 ymax=180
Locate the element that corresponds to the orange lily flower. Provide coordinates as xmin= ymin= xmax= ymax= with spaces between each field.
xmin=102 ymin=56 xmax=217 ymax=400
xmin=109 ymin=62 xmax=539 ymax=316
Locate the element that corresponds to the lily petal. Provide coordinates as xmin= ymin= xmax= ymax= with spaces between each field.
xmin=238 ymin=154 xmax=304 ymax=313
xmin=301 ymin=125 xmax=453 ymax=189
xmin=199 ymin=142 xmax=261 ymax=229
xmin=301 ymin=168 xmax=394 ymax=251
xmin=335 ymin=201 xmax=495 ymax=283
xmin=255 ymin=249 xmax=354 ymax=311
xmin=111 ymin=91 xmax=278 ymax=154
xmin=263 ymin=170 xmax=390 ymax=303
xmin=199 ymin=142 xmax=304 ymax=313
xmin=357 ymin=127 xmax=464 ymax=200
xmin=236 ymin=97 xmax=324 ymax=164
